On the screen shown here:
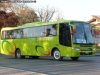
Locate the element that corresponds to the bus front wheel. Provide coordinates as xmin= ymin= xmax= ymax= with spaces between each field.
xmin=71 ymin=57 xmax=79 ymax=60
xmin=15 ymin=49 xmax=25 ymax=59
xmin=53 ymin=49 xmax=63 ymax=61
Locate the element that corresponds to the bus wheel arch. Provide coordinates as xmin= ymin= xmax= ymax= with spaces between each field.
xmin=15 ymin=48 xmax=25 ymax=59
xmin=51 ymin=48 xmax=63 ymax=61
xmin=51 ymin=47 xmax=57 ymax=56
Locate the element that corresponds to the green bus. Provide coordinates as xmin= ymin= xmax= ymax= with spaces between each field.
xmin=0 ymin=20 xmax=96 ymax=60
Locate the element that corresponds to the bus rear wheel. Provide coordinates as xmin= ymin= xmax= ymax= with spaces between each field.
xmin=53 ymin=49 xmax=63 ymax=61
xmin=15 ymin=49 xmax=25 ymax=59
xmin=71 ymin=57 xmax=79 ymax=60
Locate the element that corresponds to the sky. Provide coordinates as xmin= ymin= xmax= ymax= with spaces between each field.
xmin=27 ymin=0 xmax=100 ymax=21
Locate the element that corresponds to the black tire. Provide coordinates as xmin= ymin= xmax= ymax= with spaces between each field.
xmin=15 ymin=49 xmax=25 ymax=59
xmin=31 ymin=56 xmax=39 ymax=59
xmin=71 ymin=57 xmax=79 ymax=61
xmin=21 ymin=56 xmax=25 ymax=59
xmin=53 ymin=49 xmax=63 ymax=61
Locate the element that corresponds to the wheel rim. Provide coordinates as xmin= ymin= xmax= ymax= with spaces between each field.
xmin=54 ymin=50 xmax=60 ymax=59
xmin=16 ymin=50 xmax=21 ymax=58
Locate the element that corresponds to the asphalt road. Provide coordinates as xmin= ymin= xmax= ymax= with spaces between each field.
xmin=0 ymin=54 xmax=100 ymax=75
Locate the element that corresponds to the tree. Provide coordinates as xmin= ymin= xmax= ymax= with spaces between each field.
xmin=36 ymin=5 xmax=64 ymax=22
xmin=4 ymin=12 xmax=18 ymax=26
xmin=0 ymin=10 xmax=18 ymax=30
xmin=37 ymin=5 xmax=55 ymax=22
xmin=9 ymin=3 xmax=39 ymax=25
xmin=0 ymin=3 xmax=39 ymax=26
xmin=55 ymin=9 xmax=64 ymax=21
xmin=0 ymin=3 xmax=12 ymax=11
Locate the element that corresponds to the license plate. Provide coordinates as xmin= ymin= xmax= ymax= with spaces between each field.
xmin=85 ymin=52 xmax=89 ymax=55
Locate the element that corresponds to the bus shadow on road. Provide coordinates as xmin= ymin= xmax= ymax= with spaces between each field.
xmin=0 ymin=54 xmax=98 ymax=63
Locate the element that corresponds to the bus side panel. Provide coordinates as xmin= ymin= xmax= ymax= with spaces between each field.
xmin=1 ymin=40 xmax=15 ymax=55
xmin=58 ymin=46 xmax=72 ymax=57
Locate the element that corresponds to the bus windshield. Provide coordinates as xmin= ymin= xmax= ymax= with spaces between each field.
xmin=70 ymin=22 xmax=95 ymax=44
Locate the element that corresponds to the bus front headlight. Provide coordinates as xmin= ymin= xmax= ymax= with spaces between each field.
xmin=72 ymin=47 xmax=80 ymax=51
xmin=93 ymin=48 xmax=96 ymax=51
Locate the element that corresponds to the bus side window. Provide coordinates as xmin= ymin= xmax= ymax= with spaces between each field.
xmin=13 ymin=30 xmax=17 ymax=38
xmin=44 ymin=25 xmax=52 ymax=36
xmin=45 ymin=28 xmax=51 ymax=36
xmin=2 ymin=31 xmax=4 ymax=39
xmin=23 ymin=29 xmax=28 ymax=38
xmin=52 ymin=24 xmax=57 ymax=36
xmin=34 ymin=26 xmax=45 ymax=37
xmin=28 ymin=28 xmax=34 ymax=37
xmin=6 ymin=31 xmax=9 ymax=39
xmin=44 ymin=24 xmax=57 ymax=36
xmin=2 ymin=31 xmax=7 ymax=39
xmin=16 ymin=29 xmax=22 ymax=38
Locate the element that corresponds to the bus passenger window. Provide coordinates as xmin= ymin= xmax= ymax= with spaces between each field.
xmin=5 ymin=31 xmax=9 ymax=39
xmin=52 ymin=24 xmax=57 ymax=35
xmin=46 ymin=28 xmax=51 ymax=36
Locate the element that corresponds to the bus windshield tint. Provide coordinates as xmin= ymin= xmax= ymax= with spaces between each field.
xmin=70 ymin=22 xmax=95 ymax=44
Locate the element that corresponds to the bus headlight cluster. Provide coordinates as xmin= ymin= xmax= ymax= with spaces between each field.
xmin=93 ymin=48 xmax=96 ymax=51
xmin=72 ymin=47 xmax=80 ymax=51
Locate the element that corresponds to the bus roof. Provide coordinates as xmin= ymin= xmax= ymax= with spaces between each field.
xmin=1 ymin=20 xmax=88 ymax=31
